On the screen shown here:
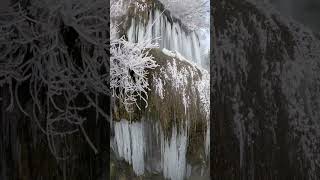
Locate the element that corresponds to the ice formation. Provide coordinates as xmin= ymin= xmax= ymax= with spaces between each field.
xmin=114 ymin=119 xmax=145 ymax=175
xmin=112 ymin=119 xmax=190 ymax=179
xmin=126 ymin=9 xmax=205 ymax=68
xmin=161 ymin=123 xmax=188 ymax=180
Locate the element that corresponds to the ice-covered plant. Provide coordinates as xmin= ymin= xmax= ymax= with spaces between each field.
xmin=110 ymin=0 xmax=159 ymax=112
xmin=0 ymin=0 xmax=159 ymax=160
xmin=0 ymin=0 xmax=109 ymax=158
xmin=110 ymin=34 xmax=158 ymax=112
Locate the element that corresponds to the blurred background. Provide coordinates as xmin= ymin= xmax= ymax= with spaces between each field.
xmin=270 ymin=0 xmax=320 ymax=32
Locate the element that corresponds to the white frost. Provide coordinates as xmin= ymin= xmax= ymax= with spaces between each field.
xmin=153 ymin=75 xmax=165 ymax=99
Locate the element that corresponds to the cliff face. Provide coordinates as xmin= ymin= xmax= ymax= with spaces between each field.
xmin=111 ymin=1 xmax=210 ymax=178
xmin=213 ymin=0 xmax=320 ymax=179
xmin=112 ymin=48 xmax=210 ymax=179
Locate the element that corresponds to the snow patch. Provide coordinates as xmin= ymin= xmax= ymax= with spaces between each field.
xmin=162 ymin=48 xmax=176 ymax=57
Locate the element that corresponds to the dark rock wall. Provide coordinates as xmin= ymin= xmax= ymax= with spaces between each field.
xmin=212 ymin=0 xmax=320 ymax=179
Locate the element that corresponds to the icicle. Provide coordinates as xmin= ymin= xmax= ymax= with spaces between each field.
xmin=126 ymin=9 xmax=205 ymax=68
xmin=160 ymin=122 xmax=188 ymax=180
xmin=113 ymin=118 xmax=191 ymax=179
xmin=113 ymin=119 xmax=146 ymax=175
xmin=130 ymin=122 xmax=145 ymax=175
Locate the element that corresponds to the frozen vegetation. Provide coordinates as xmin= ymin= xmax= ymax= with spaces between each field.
xmin=0 ymin=0 xmax=110 ymax=160
xmin=1 ymin=0 xmax=110 ymax=179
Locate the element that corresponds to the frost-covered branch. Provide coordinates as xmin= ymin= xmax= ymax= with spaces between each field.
xmin=110 ymin=0 xmax=159 ymax=112
xmin=0 ymin=0 xmax=109 ymax=159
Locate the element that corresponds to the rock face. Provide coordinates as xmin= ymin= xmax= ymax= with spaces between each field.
xmin=113 ymin=48 xmax=209 ymax=123
xmin=114 ymin=48 xmax=209 ymax=125
xmin=213 ymin=0 xmax=320 ymax=179
xmin=112 ymin=48 xmax=210 ymax=179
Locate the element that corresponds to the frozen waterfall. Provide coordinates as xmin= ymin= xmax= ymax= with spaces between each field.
xmin=113 ymin=120 xmax=145 ymax=175
xmin=126 ymin=9 xmax=205 ymax=67
xmin=111 ymin=118 xmax=194 ymax=180
xmin=160 ymin=123 xmax=188 ymax=180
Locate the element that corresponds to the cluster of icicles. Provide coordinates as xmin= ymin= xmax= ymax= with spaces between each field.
xmin=111 ymin=118 xmax=210 ymax=180
xmin=126 ymin=9 xmax=204 ymax=67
